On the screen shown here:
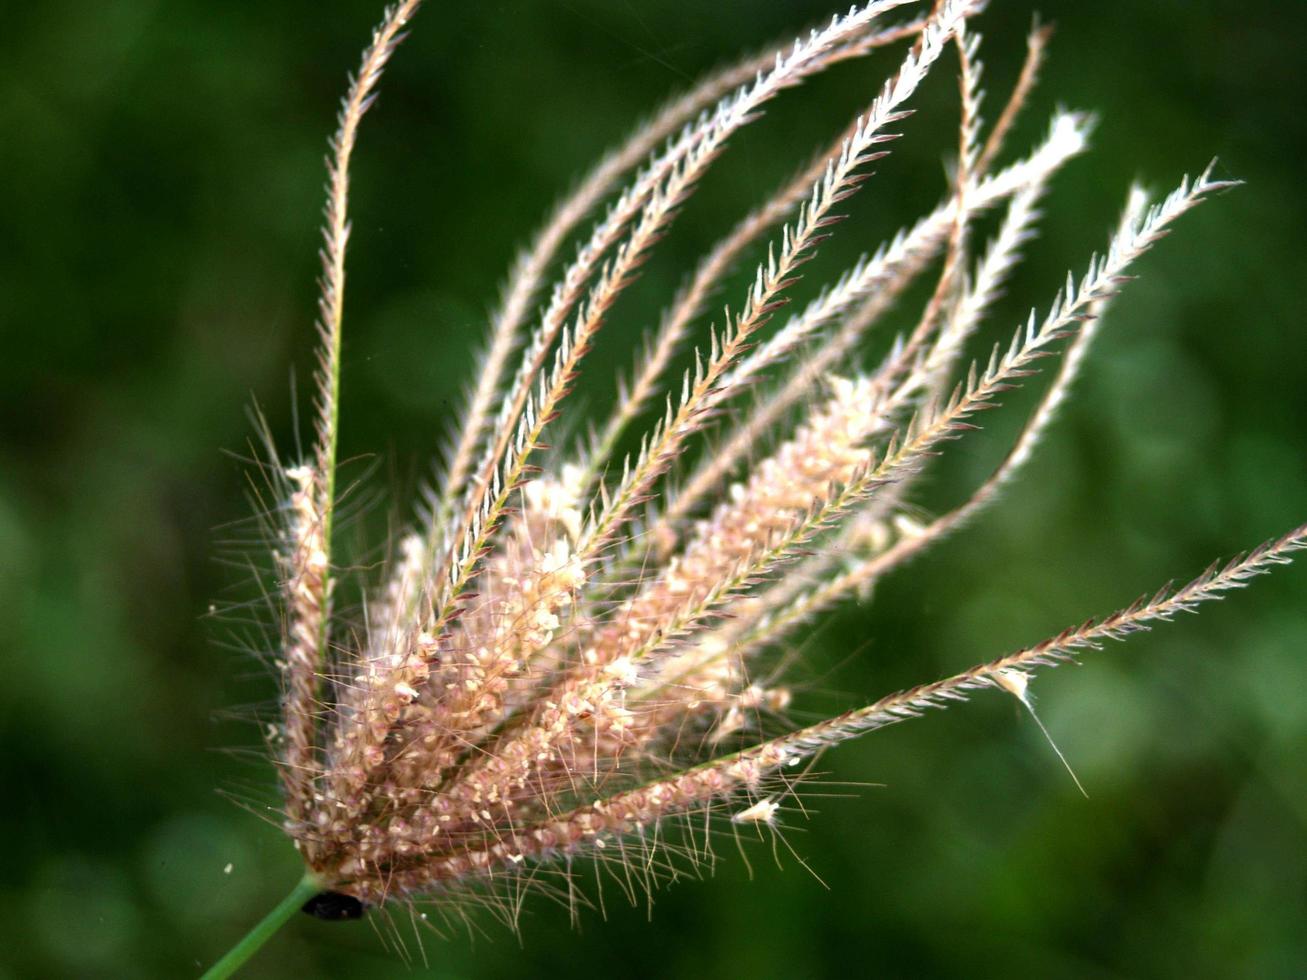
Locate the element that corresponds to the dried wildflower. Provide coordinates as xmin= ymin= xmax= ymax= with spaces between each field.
xmin=204 ymin=0 xmax=1303 ymax=974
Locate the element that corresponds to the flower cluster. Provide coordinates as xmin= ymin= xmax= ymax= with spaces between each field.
xmin=250 ymin=0 xmax=1304 ymax=932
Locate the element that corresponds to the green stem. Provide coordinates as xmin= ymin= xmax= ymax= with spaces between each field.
xmin=201 ymin=874 xmax=320 ymax=979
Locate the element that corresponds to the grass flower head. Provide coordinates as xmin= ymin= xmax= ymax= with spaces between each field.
xmin=205 ymin=0 xmax=1304 ymax=973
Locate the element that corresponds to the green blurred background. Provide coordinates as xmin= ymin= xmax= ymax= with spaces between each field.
xmin=3 ymin=1 xmax=1305 ymax=977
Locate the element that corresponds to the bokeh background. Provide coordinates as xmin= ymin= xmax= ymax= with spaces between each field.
xmin=3 ymin=1 xmax=1305 ymax=977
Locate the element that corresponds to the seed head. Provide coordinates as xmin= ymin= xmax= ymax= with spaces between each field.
xmin=238 ymin=0 xmax=1305 ymax=935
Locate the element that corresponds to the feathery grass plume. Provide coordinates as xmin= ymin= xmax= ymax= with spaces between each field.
xmin=203 ymin=0 xmax=1301 ymax=974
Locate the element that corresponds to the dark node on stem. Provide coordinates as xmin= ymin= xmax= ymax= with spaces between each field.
xmin=301 ymin=890 xmax=365 ymax=921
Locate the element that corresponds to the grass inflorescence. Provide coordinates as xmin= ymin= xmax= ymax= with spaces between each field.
xmin=204 ymin=0 xmax=1303 ymax=972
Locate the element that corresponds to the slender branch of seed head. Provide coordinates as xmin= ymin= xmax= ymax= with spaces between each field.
xmin=850 ymin=24 xmax=980 ymax=514
xmin=899 ymin=21 xmax=983 ymax=372
xmin=281 ymin=0 xmax=422 ymax=820
xmin=856 ymin=35 xmax=991 ymax=432
xmin=651 ymin=111 xmax=1090 ymax=548
xmin=572 ymin=1 xmax=970 ymax=566
xmin=803 ymin=33 xmax=985 ymax=544
xmin=976 ymin=19 xmax=1053 ymax=174
xmin=908 ymin=30 xmax=1053 ymax=421
xmin=422 ymin=0 xmax=931 ymax=654
xmin=279 ymin=465 xmax=329 ymax=829
xmin=314 ymin=0 xmax=422 ymax=575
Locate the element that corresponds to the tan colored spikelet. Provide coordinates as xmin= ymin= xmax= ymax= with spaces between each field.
xmin=276 ymin=464 xmax=329 ymax=834
xmin=242 ymin=0 xmax=1302 ymax=935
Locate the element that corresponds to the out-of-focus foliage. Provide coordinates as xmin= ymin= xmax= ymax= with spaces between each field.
xmin=1 ymin=2 xmax=1304 ymax=977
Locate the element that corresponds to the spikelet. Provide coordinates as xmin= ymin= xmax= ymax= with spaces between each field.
xmin=246 ymin=0 xmax=1300 ymax=936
